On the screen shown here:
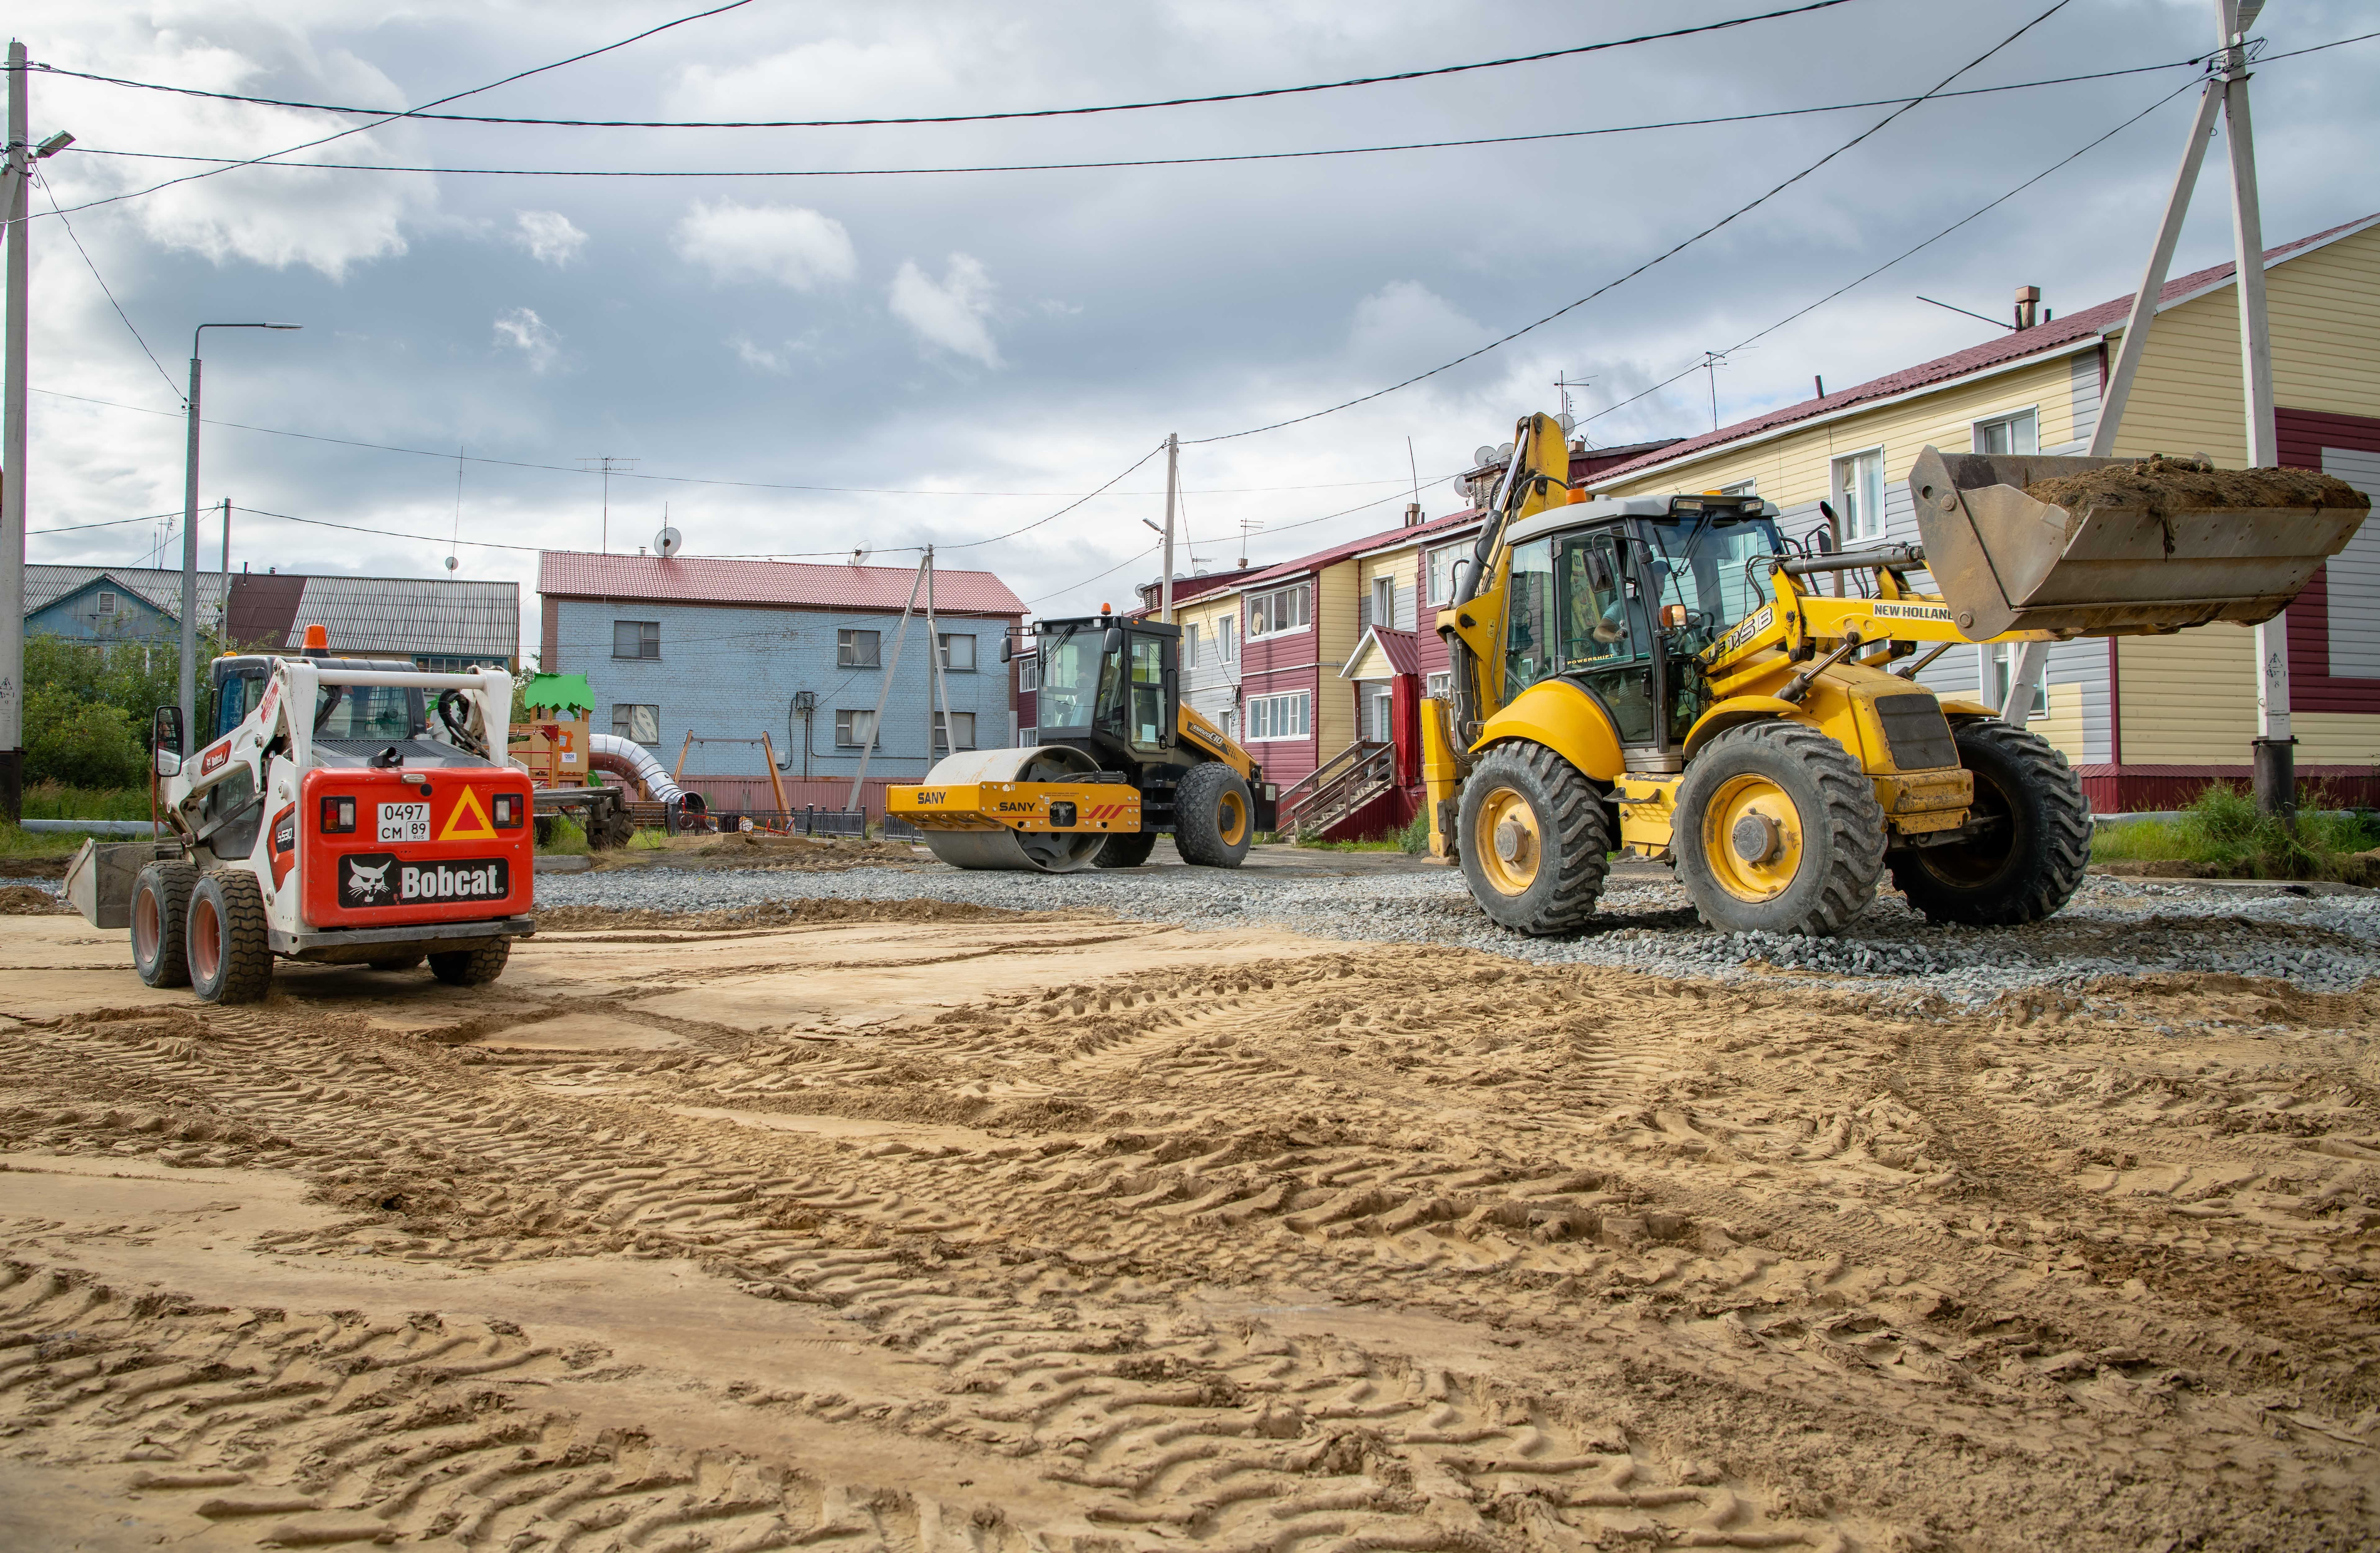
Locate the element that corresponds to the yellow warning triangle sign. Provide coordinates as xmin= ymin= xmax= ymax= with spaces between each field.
xmin=439 ymin=786 xmax=499 ymax=841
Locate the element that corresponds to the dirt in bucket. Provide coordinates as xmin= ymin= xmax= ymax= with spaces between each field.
xmin=2028 ymin=453 xmax=2369 ymax=518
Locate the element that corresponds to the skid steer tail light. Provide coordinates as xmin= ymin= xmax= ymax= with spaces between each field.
xmin=321 ymin=795 xmax=357 ymax=834
xmin=492 ymin=792 xmax=523 ymax=828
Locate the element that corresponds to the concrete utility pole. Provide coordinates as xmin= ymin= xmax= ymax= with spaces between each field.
xmin=183 ymin=323 xmax=298 ymax=753
xmin=0 ymin=42 xmax=27 ymax=819
xmin=218 ymin=496 xmax=230 ymax=632
xmin=1160 ymin=433 xmax=1178 ymax=624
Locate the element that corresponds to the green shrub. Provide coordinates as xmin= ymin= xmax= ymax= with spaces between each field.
xmin=538 ymin=814 xmax=589 ymax=856
xmin=2097 ymin=782 xmax=2380 ymax=878
xmin=24 ymin=684 xmax=148 ymax=788
xmin=19 ymin=781 xmax=153 ymax=821
xmin=1397 ymin=811 xmax=1431 ymax=854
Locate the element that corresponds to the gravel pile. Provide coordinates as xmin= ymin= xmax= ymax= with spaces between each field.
xmin=535 ymin=863 xmax=2380 ymax=1005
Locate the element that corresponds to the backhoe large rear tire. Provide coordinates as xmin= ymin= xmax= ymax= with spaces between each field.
xmin=187 ymin=870 xmax=273 ymax=1004
xmin=1675 ymin=720 xmax=1885 ymax=938
xmin=132 ymin=861 xmax=199 ymax=989
xmin=1094 ymin=829 xmax=1158 ymax=868
xmin=1457 ymin=741 xmax=1609 ymax=935
xmin=1889 ymin=719 xmax=2089 ymax=926
xmin=1173 ymin=763 xmax=1254 ymax=868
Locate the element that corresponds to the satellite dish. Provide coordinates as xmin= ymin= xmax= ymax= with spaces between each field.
xmin=1472 ymin=445 xmax=1496 ymax=468
xmin=655 ymin=526 xmax=682 ymax=558
xmin=1557 ymin=412 xmax=1576 ymax=434
xmin=1497 ymin=441 xmax=1515 ymax=462
xmin=444 ymin=555 xmax=458 ymax=572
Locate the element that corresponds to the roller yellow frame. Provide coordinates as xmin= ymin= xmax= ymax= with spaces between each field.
xmin=887 ymin=781 xmax=1140 ymax=834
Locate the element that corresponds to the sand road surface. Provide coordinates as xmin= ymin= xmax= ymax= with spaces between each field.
xmin=2 ymin=900 xmax=2376 ymax=1551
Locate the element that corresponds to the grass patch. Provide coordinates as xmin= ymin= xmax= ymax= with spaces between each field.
xmin=20 ymin=782 xmax=152 ymax=821
xmin=1293 ymin=813 xmax=1434 ymax=853
xmin=626 ymin=826 xmax=670 ymax=850
xmin=2093 ymin=783 xmax=2380 ymax=881
xmin=537 ymin=814 xmax=589 ymax=856
xmin=0 ymin=822 xmax=92 ymax=860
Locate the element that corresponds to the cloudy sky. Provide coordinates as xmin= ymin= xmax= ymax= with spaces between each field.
xmin=15 ymin=0 xmax=2379 ymax=648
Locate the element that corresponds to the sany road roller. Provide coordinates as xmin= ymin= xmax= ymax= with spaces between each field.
xmin=888 ymin=608 xmax=1279 ymax=871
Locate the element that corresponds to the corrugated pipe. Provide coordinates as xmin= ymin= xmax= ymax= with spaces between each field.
xmin=588 ymin=732 xmax=688 ymax=804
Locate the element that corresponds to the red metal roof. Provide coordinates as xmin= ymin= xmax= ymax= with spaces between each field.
xmin=1589 ymin=212 xmax=2380 ymax=486
xmin=538 ymin=550 xmax=1026 ymax=616
xmin=1344 ymin=626 xmax=1422 ymax=678
xmin=1240 ymin=507 xmax=1486 ymax=590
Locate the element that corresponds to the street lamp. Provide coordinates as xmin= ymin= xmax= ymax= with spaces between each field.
xmin=181 ymin=321 xmax=299 ymax=752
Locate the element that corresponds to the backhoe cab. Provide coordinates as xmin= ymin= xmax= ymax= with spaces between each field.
xmin=889 ymin=609 xmax=1279 ymax=872
xmin=1425 ymin=411 xmax=2367 ymax=938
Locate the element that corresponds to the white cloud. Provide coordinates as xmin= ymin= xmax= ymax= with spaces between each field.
xmin=513 ymin=210 xmax=588 ymax=267
xmin=1346 ymin=280 xmax=1482 ymax=368
xmin=731 ymin=336 xmax=791 ymax=374
xmin=493 ymin=308 xmax=560 ymax=374
xmin=671 ymin=201 xmax=856 ymax=290
xmin=672 ymin=38 xmax=960 ymax=121
xmin=888 ymin=254 xmax=1001 ymax=367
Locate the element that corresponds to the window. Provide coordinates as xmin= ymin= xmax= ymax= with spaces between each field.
xmin=838 ymin=629 xmax=881 ymax=668
xmin=1426 ymin=542 xmax=1467 ymax=605
xmin=1973 ymin=407 xmax=2039 ymax=456
xmin=937 ymin=633 xmax=976 ymax=671
xmin=1245 ymin=691 xmax=1310 ymax=741
xmin=1218 ymin=615 xmax=1239 ymax=663
xmin=1017 ymin=654 xmax=1039 ymax=692
xmin=1831 ymin=449 xmax=1885 ymax=543
xmin=1504 ymin=537 xmax=1557 ymax=694
xmin=95 ymin=590 xmax=117 ymax=616
xmin=1127 ymin=635 xmax=1167 ymax=751
xmin=1985 ymin=644 xmax=2049 ymax=716
xmin=1719 ymin=479 xmax=1758 ymax=497
xmin=835 ymin=708 xmax=878 ymax=748
xmin=1367 ymin=576 xmax=1395 ymax=630
xmin=1247 ymin=582 xmax=1310 ymax=638
xmin=611 ymin=704 xmax=660 ymax=745
xmin=613 ymin=620 xmax=660 ymax=659
xmin=1367 ymin=686 xmax=1393 ymax=743
xmin=1425 ymin=672 xmax=1451 ymax=700
xmin=1184 ymin=623 xmax=1201 ymax=667
xmin=932 ymin=709 xmax=976 ymax=752
xmin=1221 ymin=709 xmax=1238 ymax=741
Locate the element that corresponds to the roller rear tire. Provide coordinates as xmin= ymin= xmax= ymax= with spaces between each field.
xmin=132 ymin=861 xmax=200 ymax=989
xmin=187 ymin=870 xmax=274 ymax=1004
xmin=430 ymin=939 xmax=511 ymax=987
xmin=1456 ymin=741 xmax=1610 ymax=935
xmin=1675 ymin=720 xmax=1885 ymax=938
xmin=1173 ymin=763 xmax=1254 ymax=868
xmin=1889 ymin=719 xmax=2089 ymax=926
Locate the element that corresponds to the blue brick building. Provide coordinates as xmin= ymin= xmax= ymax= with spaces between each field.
xmin=538 ymin=551 xmax=1027 ymax=800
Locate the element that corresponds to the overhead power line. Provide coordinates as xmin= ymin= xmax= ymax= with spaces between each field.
xmin=35 ymin=2 xmax=1862 ymax=132
xmin=1183 ymin=0 xmax=2076 ymax=445
xmin=30 ymin=168 xmax=183 ymax=401
xmin=25 ymin=0 xmax=755 ymax=222
xmin=52 ymin=56 xmax=2225 ymax=183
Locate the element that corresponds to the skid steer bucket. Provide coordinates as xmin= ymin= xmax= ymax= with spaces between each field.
xmin=888 ymin=745 xmax=1138 ymax=873
xmin=1908 ymin=446 xmax=2369 ymax=641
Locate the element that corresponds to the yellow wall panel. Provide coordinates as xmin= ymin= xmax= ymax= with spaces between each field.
xmin=2295 ymin=713 xmax=2380 ymax=768
xmin=2035 ymin=680 xmax=2086 ymax=766
xmin=2116 ymin=630 xmax=2258 ymax=764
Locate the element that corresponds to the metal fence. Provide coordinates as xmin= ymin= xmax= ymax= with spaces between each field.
xmin=879 ymin=814 xmax=924 ymax=842
xmin=696 ymin=807 xmax=874 ymax=838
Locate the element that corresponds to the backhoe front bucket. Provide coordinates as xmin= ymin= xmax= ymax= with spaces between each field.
xmin=1908 ymin=446 xmax=2369 ymax=641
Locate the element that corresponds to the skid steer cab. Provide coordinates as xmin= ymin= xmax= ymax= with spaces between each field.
xmin=65 ymin=629 xmax=535 ymax=1003
xmin=1424 ymin=412 xmax=2367 ymax=940
xmin=889 ymin=609 xmax=1279 ymax=872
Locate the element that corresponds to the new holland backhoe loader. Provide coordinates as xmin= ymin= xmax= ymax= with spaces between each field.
xmin=1425 ymin=413 xmax=2369 ymax=938
xmin=888 ymin=609 xmax=1280 ymax=872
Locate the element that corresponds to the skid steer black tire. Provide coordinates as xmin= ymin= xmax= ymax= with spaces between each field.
xmin=1457 ymin=741 xmax=1610 ymax=935
xmin=1173 ymin=763 xmax=1255 ymax=868
xmin=368 ymin=951 xmax=427 ymax=972
xmin=430 ymin=938 xmax=512 ymax=987
xmin=1094 ymin=829 xmax=1158 ymax=868
xmin=132 ymin=860 xmax=200 ymax=989
xmin=603 ymin=806 xmax=637 ymax=850
xmin=187 ymin=870 xmax=274 ymax=1004
xmin=1676 ymin=720 xmax=1885 ymax=938
xmin=1889 ymin=719 xmax=2090 ymax=926
xmin=534 ymin=815 xmax=556 ymax=847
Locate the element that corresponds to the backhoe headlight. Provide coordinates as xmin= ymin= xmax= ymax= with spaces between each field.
xmin=321 ymin=795 xmax=357 ymax=834
xmin=492 ymin=793 xmax=523 ymax=828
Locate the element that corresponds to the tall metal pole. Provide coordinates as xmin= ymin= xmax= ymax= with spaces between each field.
xmin=2086 ymin=81 xmax=2224 ymax=458
xmin=923 ymin=545 xmax=957 ymax=770
xmin=1161 ymin=433 xmax=1178 ymax=625
xmin=0 ymin=42 xmax=27 ymax=818
xmin=2214 ymin=0 xmax=2289 ymax=814
xmin=180 ymin=347 xmax=202 ymax=754
xmin=846 ymin=557 xmax=925 ymax=814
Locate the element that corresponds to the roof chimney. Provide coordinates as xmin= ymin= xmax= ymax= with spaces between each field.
xmin=1404 ymin=501 xmax=1421 ymax=527
xmin=2014 ymin=284 xmax=2040 ymax=330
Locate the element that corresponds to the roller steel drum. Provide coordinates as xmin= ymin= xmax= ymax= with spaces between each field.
xmin=911 ymin=745 xmax=1113 ymax=873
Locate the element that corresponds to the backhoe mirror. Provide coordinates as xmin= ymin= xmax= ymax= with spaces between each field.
xmin=151 ymin=705 xmax=184 ymax=776
xmin=1103 ymin=627 xmax=1124 ymax=654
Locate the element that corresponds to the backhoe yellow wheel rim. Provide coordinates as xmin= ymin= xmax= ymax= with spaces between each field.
xmin=1701 ymin=773 xmax=1803 ymax=903
xmin=1217 ymin=789 xmax=1249 ymax=846
xmin=1473 ymin=785 xmax=1540 ymax=896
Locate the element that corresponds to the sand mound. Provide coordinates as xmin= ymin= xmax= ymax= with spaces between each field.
xmin=2027 ymin=455 xmax=2367 ymax=518
xmin=0 ymin=883 xmax=69 ymax=914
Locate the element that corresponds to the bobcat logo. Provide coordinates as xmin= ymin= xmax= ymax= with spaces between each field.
xmin=340 ymin=853 xmax=400 ymax=907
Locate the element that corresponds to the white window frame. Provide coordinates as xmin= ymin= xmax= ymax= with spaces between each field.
xmin=1831 ymin=447 xmax=1887 ymax=544
xmin=1220 ymin=709 xmax=1238 ymax=741
xmin=611 ymin=703 xmax=660 ymax=745
xmin=932 ymin=709 xmax=976 ymax=752
xmin=1218 ymin=615 xmax=1239 ymax=663
xmin=838 ymin=628 xmax=882 ymax=668
xmin=1244 ymin=690 xmax=1311 ymax=742
xmin=834 ymin=708 xmax=878 ymax=748
xmin=613 ymin=619 xmax=661 ymax=659
xmin=1425 ymin=671 xmax=1451 ymax=700
xmin=1425 ymin=542 xmax=1466 ymax=605
xmin=1984 ymin=644 xmax=2049 ymax=716
xmin=1370 ymin=575 xmax=1395 ymax=628
xmin=1719 ymin=479 xmax=1758 ymax=497
xmin=937 ymin=632 xmax=976 ymax=672
xmin=1016 ymin=655 xmax=1039 ymax=692
xmin=1247 ymin=582 xmax=1311 ymax=640
xmin=1183 ymin=622 xmax=1201 ymax=667
xmin=95 ymin=590 xmax=117 ymax=616
xmin=1971 ymin=406 xmax=2040 ymax=456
